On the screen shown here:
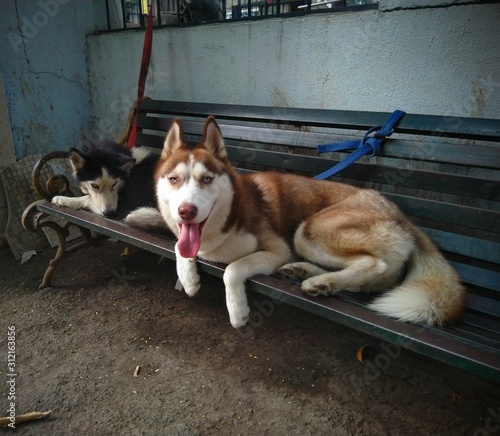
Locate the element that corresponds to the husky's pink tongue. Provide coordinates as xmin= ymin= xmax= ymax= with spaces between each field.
xmin=177 ymin=223 xmax=202 ymax=258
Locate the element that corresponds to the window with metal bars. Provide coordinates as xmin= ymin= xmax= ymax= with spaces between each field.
xmin=103 ymin=0 xmax=378 ymax=30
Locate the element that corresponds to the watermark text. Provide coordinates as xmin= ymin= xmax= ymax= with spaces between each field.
xmin=6 ymin=325 xmax=17 ymax=429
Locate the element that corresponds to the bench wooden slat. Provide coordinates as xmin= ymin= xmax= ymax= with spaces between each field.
xmin=138 ymin=115 xmax=500 ymax=169
xmin=385 ymin=194 xmax=500 ymax=235
xmin=450 ymin=261 xmax=500 ymax=292
xmin=223 ymin=128 xmax=500 ymax=170
xmin=136 ymin=132 xmax=500 ymax=204
xmin=200 ymin=159 xmax=500 ymax=237
xmin=37 ymin=203 xmax=178 ymax=259
xmin=455 ymin=320 xmax=500 ymax=347
xmin=135 ymin=131 xmax=164 ymax=149
xmin=465 ymin=293 xmax=500 ymax=318
xmin=423 ymin=228 xmax=500 ymax=264
xmin=224 ymin=146 xmax=500 ymax=201
xmin=455 ymin=312 xmax=500 ymax=338
xmin=140 ymin=100 xmax=500 ymax=142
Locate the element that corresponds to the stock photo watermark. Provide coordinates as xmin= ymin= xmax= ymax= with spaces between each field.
xmin=238 ymin=297 xmax=284 ymax=339
xmin=339 ymin=20 xmax=381 ymax=62
xmin=77 ymin=62 xmax=170 ymax=150
xmin=5 ymin=325 xmax=17 ymax=429
xmin=7 ymin=0 xmax=72 ymax=54
xmin=474 ymin=407 xmax=500 ymax=436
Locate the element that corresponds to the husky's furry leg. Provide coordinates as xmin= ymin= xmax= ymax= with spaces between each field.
xmin=299 ymin=256 xmax=391 ymax=296
xmin=175 ymin=246 xmax=201 ymax=297
xmin=224 ymin=239 xmax=292 ymax=328
xmin=292 ymin=208 xmax=465 ymax=326
xmin=292 ymin=212 xmax=412 ymax=293
xmin=52 ymin=195 xmax=91 ymax=210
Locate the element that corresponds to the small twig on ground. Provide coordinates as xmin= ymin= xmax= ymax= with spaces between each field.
xmin=133 ymin=365 xmax=141 ymax=377
xmin=0 ymin=411 xmax=52 ymax=426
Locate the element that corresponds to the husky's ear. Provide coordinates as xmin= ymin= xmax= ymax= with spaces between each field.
xmin=202 ymin=116 xmax=227 ymax=159
xmin=162 ymin=118 xmax=185 ymax=159
xmin=68 ymin=148 xmax=86 ymax=172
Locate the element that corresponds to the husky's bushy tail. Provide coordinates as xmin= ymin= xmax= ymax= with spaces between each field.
xmin=131 ymin=147 xmax=153 ymax=165
xmin=368 ymin=227 xmax=466 ymax=326
xmin=125 ymin=207 xmax=168 ymax=233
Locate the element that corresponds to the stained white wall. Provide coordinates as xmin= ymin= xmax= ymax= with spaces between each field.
xmin=87 ymin=2 xmax=500 ymax=142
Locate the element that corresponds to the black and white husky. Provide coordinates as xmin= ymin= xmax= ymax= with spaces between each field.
xmin=52 ymin=141 xmax=158 ymax=219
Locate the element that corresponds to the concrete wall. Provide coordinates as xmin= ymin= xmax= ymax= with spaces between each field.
xmin=87 ymin=1 xmax=500 ymax=142
xmin=0 ymin=0 xmax=104 ymax=159
xmin=1 ymin=1 xmax=499 ymax=158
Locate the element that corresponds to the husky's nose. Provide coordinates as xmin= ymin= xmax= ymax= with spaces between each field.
xmin=178 ymin=204 xmax=198 ymax=221
xmin=103 ymin=209 xmax=115 ymax=217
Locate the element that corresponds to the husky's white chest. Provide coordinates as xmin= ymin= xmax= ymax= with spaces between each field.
xmin=198 ymin=230 xmax=258 ymax=264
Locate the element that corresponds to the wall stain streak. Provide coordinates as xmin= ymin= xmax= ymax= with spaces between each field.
xmin=472 ymin=79 xmax=485 ymax=117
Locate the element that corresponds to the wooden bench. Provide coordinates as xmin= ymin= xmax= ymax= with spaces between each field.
xmin=22 ymin=100 xmax=500 ymax=383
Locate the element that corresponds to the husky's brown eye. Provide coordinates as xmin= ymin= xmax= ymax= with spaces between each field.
xmin=168 ymin=176 xmax=179 ymax=184
xmin=91 ymin=183 xmax=100 ymax=191
xmin=111 ymin=181 xmax=118 ymax=191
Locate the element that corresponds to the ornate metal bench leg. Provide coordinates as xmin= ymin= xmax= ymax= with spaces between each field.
xmin=38 ymin=226 xmax=108 ymax=288
xmin=38 ymin=221 xmax=69 ymax=289
xmin=22 ymin=202 xmax=70 ymax=289
xmin=22 ymin=201 xmax=109 ymax=289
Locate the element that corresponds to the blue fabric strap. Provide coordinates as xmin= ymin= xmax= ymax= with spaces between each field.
xmin=314 ymin=109 xmax=406 ymax=180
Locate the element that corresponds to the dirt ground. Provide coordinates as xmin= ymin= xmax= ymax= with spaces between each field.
xmin=0 ymin=241 xmax=499 ymax=436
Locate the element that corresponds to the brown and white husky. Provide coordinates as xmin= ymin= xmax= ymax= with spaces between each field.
xmin=126 ymin=116 xmax=466 ymax=329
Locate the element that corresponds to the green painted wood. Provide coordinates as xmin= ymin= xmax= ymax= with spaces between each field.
xmin=384 ymin=194 xmax=500 ymax=235
xmin=224 ymin=146 xmax=500 ymax=201
xmin=451 ymin=261 xmax=500 ymax=292
xmin=423 ymin=228 xmax=500 ymax=264
xmin=138 ymin=114 xmax=500 ymax=169
xmin=140 ymin=100 xmax=500 ymax=141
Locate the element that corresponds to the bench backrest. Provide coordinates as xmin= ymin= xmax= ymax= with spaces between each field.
xmin=134 ymin=100 xmax=500 ymax=338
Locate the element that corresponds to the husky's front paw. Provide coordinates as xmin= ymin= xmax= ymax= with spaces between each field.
xmin=183 ymin=277 xmax=201 ymax=297
xmin=178 ymin=269 xmax=200 ymax=297
xmin=174 ymin=277 xmax=201 ymax=295
xmin=223 ymin=266 xmax=251 ymax=328
xmin=51 ymin=195 xmax=68 ymax=207
xmin=227 ymin=301 xmax=250 ymax=329
xmin=225 ymin=285 xmax=250 ymax=328
xmin=177 ymin=258 xmax=201 ymax=296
